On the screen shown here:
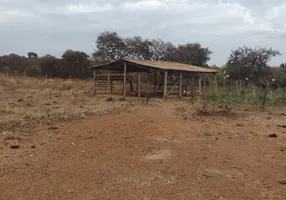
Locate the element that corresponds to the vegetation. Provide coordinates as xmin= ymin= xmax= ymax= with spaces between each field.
xmin=92 ymin=31 xmax=212 ymax=66
xmin=0 ymin=31 xmax=285 ymax=109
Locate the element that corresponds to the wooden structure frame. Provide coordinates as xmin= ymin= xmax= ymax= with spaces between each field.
xmin=89 ymin=59 xmax=217 ymax=99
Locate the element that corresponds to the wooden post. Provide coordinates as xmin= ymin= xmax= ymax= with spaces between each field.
xmin=179 ymin=72 xmax=183 ymax=99
xmin=203 ymin=75 xmax=206 ymax=96
xmin=163 ymin=71 xmax=168 ymax=99
xmin=146 ymin=72 xmax=150 ymax=103
xmin=123 ymin=62 xmax=127 ymax=98
xmin=138 ymin=73 xmax=141 ymax=98
xmin=111 ymin=80 xmax=113 ymax=94
xmin=93 ymin=70 xmax=97 ymax=95
xmin=199 ymin=77 xmax=202 ymax=94
xmin=107 ymin=74 xmax=110 ymax=96
xmin=198 ymin=76 xmax=202 ymax=103
xmin=214 ymin=74 xmax=217 ymax=95
xmin=154 ymin=71 xmax=157 ymax=93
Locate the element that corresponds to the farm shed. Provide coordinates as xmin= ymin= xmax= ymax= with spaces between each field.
xmin=89 ymin=59 xmax=217 ymax=99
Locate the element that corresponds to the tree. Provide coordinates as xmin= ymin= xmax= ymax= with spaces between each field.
xmin=172 ymin=43 xmax=212 ymax=66
xmin=280 ymin=63 xmax=285 ymax=68
xmin=0 ymin=54 xmax=28 ymax=73
xmin=40 ymin=56 xmax=58 ymax=77
xmin=28 ymin=52 xmax=38 ymax=58
xmin=93 ymin=31 xmax=128 ymax=61
xmin=92 ymin=32 xmax=212 ymax=67
xmin=148 ymin=39 xmax=176 ymax=61
xmin=25 ymin=65 xmax=41 ymax=77
xmin=62 ymin=50 xmax=90 ymax=78
xmin=227 ymin=46 xmax=281 ymax=109
xmin=125 ymin=36 xmax=152 ymax=60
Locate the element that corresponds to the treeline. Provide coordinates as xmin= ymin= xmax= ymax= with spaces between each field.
xmin=0 ymin=50 xmax=94 ymax=78
xmin=92 ymin=31 xmax=212 ymax=67
xmin=0 ymin=31 xmax=286 ymax=86
xmin=225 ymin=46 xmax=286 ymax=88
xmin=0 ymin=31 xmax=212 ymax=79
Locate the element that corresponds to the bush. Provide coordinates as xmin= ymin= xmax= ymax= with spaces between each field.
xmin=25 ymin=65 xmax=41 ymax=77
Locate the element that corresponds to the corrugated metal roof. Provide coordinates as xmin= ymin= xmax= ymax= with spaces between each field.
xmin=90 ymin=59 xmax=217 ymax=73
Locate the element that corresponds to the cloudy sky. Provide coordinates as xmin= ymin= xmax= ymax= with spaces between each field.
xmin=1 ymin=0 xmax=286 ymax=66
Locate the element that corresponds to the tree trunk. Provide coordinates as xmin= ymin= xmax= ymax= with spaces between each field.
xmin=262 ymin=87 xmax=268 ymax=110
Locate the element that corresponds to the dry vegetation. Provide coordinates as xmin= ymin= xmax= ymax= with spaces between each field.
xmin=1 ymin=74 xmax=286 ymax=200
xmin=0 ymin=73 xmax=133 ymax=131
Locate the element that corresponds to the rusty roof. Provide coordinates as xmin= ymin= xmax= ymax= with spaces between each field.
xmin=90 ymin=59 xmax=217 ymax=73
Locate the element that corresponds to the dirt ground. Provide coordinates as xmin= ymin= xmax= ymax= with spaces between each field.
xmin=1 ymin=97 xmax=286 ymax=199
xmin=1 ymin=74 xmax=286 ymax=200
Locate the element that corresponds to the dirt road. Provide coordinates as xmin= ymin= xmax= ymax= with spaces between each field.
xmin=1 ymin=104 xmax=286 ymax=200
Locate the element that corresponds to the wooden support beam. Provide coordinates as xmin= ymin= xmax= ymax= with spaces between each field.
xmin=154 ymin=72 xmax=157 ymax=93
xmin=123 ymin=62 xmax=127 ymax=98
xmin=199 ymin=77 xmax=202 ymax=94
xmin=93 ymin=70 xmax=96 ymax=95
xmin=179 ymin=72 xmax=183 ymax=99
xmin=111 ymin=80 xmax=113 ymax=94
xmin=107 ymin=74 xmax=110 ymax=96
xmin=203 ymin=75 xmax=206 ymax=95
xmin=146 ymin=72 xmax=151 ymax=103
xmin=163 ymin=71 xmax=168 ymax=99
xmin=214 ymin=74 xmax=217 ymax=95
xmin=138 ymin=73 xmax=141 ymax=98
xmin=198 ymin=76 xmax=202 ymax=103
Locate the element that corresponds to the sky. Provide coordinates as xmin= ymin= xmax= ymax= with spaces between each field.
xmin=1 ymin=0 xmax=286 ymax=66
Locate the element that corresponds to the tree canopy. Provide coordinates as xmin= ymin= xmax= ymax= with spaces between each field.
xmin=226 ymin=46 xmax=281 ymax=88
xmin=92 ymin=31 xmax=212 ymax=67
xmin=28 ymin=52 xmax=38 ymax=58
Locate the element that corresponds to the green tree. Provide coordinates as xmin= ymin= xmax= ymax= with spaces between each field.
xmin=28 ymin=52 xmax=38 ymax=58
xmin=40 ymin=55 xmax=58 ymax=77
xmin=227 ymin=46 xmax=281 ymax=109
xmin=125 ymin=36 xmax=152 ymax=60
xmin=171 ymin=43 xmax=212 ymax=66
xmin=93 ymin=31 xmax=128 ymax=61
xmin=62 ymin=50 xmax=90 ymax=78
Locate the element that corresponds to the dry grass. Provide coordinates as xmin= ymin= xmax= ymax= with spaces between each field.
xmin=0 ymin=73 xmax=134 ymax=131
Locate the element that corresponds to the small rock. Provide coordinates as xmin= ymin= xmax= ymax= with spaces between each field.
xmin=268 ymin=133 xmax=278 ymax=138
xmin=48 ymin=126 xmax=58 ymax=130
xmin=119 ymin=98 xmax=126 ymax=102
xmin=277 ymin=125 xmax=286 ymax=128
xmin=44 ymin=103 xmax=51 ymax=106
xmin=216 ymin=138 xmax=219 ymax=140
xmin=10 ymin=144 xmax=20 ymax=149
xmin=279 ymin=180 xmax=286 ymax=185
xmin=31 ymin=145 xmax=36 ymax=149
xmin=106 ymin=97 xmax=113 ymax=102
xmin=236 ymin=123 xmax=244 ymax=127
xmin=53 ymin=101 xmax=58 ymax=104
xmin=281 ymin=113 xmax=286 ymax=116
xmin=17 ymin=99 xmax=24 ymax=102
xmin=280 ymin=146 xmax=286 ymax=152
xmin=267 ymin=117 xmax=272 ymax=120
xmin=68 ymin=190 xmax=74 ymax=193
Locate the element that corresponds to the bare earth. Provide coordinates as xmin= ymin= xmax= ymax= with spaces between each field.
xmin=1 ymin=100 xmax=286 ymax=200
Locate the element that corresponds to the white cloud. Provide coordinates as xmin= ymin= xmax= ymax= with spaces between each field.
xmin=122 ymin=0 xmax=168 ymax=10
xmin=66 ymin=3 xmax=114 ymax=14
xmin=0 ymin=0 xmax=286 ymax=65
